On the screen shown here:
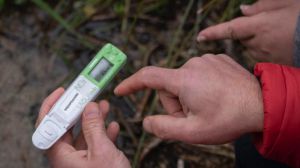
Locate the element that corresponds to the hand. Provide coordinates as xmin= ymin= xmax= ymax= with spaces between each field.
xmin=197 ymin=0 xmax=300 ymax=65
xmin=115 ymin=55 xmax=264 ymax=144
xmin=35 ymin=88 xmax=130 ymax=168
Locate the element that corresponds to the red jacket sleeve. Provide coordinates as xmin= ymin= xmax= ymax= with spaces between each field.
xmin=254 ymin=63 xmax=300 ymax=168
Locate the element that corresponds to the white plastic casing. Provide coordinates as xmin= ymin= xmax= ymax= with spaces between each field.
xmin=32 ymin=75 xmax=100 ymax=149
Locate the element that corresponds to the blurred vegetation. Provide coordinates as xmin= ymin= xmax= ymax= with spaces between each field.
xmin=0 ymin=0 xmax=256 ymax=167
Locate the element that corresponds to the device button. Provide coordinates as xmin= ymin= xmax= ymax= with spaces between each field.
xmin=39 ymin=121 xmax=59 ymax=141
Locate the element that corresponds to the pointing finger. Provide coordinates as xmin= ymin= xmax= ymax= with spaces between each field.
xmin=197 ymin=17 xmax=255 ymax=42
xmin=241 ymin=0 xmax=289 ymax=16
xmin=114 ymin=66 xmax=180 ymax=96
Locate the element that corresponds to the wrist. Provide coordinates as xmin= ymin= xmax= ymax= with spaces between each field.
xmin=244 ymin=76 xmax=264 ymax=133
xmin=252 ymin=80 xmax=264 ymax=132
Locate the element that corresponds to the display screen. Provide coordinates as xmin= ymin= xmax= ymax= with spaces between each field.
xmin=89 ymin=58 xmax=112 ymax=82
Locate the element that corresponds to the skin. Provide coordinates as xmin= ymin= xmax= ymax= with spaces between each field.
xmin=114 ymin=54 xmax=264 ymax=144
xmin=35 ymin=88 xmax=130 ymax=168
xmin=197 ymin=0 xmax=300 ymax=65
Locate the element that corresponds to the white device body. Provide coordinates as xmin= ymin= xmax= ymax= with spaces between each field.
xmin=32 ymin=75 xmax=100 ymax=149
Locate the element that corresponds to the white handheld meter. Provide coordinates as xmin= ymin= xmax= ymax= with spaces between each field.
xmin=32 ymin=44 xmax=127 ymax=150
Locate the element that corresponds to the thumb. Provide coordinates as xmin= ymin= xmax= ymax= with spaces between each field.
xmin=82 ymin=102 xmax=110 ymax=158
xmin=143 ymin=115 xmax=197 ymax=143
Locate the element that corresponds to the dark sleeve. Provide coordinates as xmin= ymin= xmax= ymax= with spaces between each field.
xmin=294 ymin=13 xmax=300 ymax=67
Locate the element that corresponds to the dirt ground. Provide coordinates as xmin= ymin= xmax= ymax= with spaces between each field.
xmin=0 ymin=10 xmax=68 ymax=168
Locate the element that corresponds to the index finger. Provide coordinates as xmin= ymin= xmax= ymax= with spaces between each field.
xmin=241 ymin=0 xmax=291 ymax=16
xmin=114 ymin=66 xmax=180 ymax=96
xmin=35 ymin=87 xmax=65 ymax=127
xmin=197 ymin=16 xmax=256 ymax=41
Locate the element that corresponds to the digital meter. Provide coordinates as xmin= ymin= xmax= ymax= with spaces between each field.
xmin=32 ymin=43 xmax=127 ymax=150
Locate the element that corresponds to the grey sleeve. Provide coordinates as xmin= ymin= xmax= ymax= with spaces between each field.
xmin=294 ymin=14 xmax=300 ymax=67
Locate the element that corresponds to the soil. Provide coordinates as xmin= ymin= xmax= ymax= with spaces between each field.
xmin=0 ymin=9 xmax=68 ymax=168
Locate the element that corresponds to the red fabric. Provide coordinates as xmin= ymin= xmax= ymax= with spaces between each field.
xmin=254 ymin=63 xmax=300 ymax=168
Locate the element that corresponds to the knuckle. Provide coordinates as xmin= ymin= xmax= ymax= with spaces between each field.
xmin=201 ymin=54 xmax=218 ymax=62
xmin=184 ymin=56 xmax=203 ymax=67
xmin=227 ymin=22 xmax=237 ymax=39
xmin=201 ymin=53 xmax=215 ymax=59
xmin=83 ymin=121 xmax=102 ymax=137
xmin=217 ymin=54 xmax=230 ymax=60
xmin=139 ymin=66 xmax=156 ymax=83
xmin=153 ymin=126 xmax=168 ymax=140
xmin=139 ymin=66 xmax=156 ymax=76
xmin=155 ymin=131 xmax=168 ymax=140
xmin=219 ymin=54 xmax=237 ymax=65
xmin=189 ymin=56 xmax=202 ymax=61
xmin=83 ymin=118 xmax=101 ymax=131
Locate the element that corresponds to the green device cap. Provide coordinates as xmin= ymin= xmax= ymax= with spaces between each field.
xmin=81 ymin=43 xmax=127 ymax=88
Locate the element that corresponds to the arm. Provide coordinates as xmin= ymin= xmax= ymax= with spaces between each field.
xmin=254 ymin=63 xmax=300 ymax=167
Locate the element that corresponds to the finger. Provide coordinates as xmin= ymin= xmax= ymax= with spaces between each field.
xmin=82 ymin=102 xmax=112 ymax=158
xmin=74 ymin=131 xmax=87 ymax=150
xmin=75 ymin=100 xmax=110 ymax=150
xmin=106 ymin=121 xmax=120 ymax=143
xmin=98 ymin=100 xmax=110 ymax=120
xmin=158 ymin=91 xmax=185 ymax=117
xmin=36 ymin=87 xmax=64 ymax=127
xmin=241 ymin=0 xmax=288 ymax=16
xmin=143 ymin=115 xmax=197 ymax=143
xmin=197 ymin=17 xmax=255 ymax=42
xmin=114 ymin=66 xmax=180 ymax=96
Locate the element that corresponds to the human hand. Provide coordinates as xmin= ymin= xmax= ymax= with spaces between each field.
xmin=114 ymin=55 xmax=264 ymax=144
xmin=197 ymin=0 xmax=300 ymax=65
xmin=35 ymin=88 xmax=130 ymax=168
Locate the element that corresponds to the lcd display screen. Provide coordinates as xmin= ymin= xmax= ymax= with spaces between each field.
xmin=89 ymin=58 xmax=112 ymax=82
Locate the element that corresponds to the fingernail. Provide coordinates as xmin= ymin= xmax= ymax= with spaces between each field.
xmin=197 ymin=35 xmax=206 ymax=42
xmin=114 ymin=87 xmax=123 ymax=97
xmin=143 ymin=118 xmax=152 ymax=132
xmin=113 ymin=88 xmax=119 ymax=95
xmin=84 ymin=107 xmax=100 ymax=119
xmin=240 ymin=5 xmax=250 ymax=11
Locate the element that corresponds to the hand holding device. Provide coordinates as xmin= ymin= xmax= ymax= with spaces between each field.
xmin=35 ymin=89 xmax=130 ymax=168
xmin=32 ymin=44 xmax=126 ymax=150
